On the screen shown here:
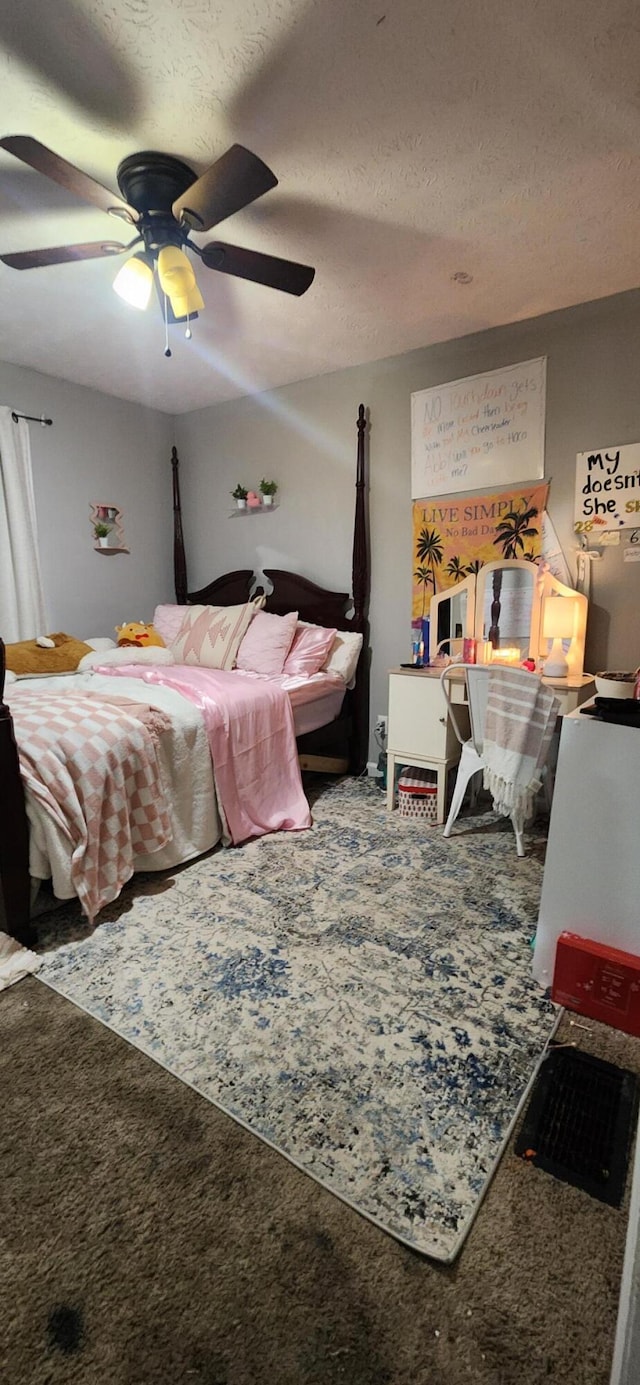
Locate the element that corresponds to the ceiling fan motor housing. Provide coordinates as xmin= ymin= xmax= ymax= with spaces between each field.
xmin=116 ymin=151 xmax=196 ymax=252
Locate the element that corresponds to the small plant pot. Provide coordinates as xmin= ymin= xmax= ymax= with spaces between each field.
xmin=262 ymin=494 xmax=273 ymax=507
xmin=235 ymin=498 xmax=247 ymax=510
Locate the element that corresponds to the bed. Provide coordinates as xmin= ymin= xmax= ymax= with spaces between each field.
xmin=0 ymin=405 xmax=370 ymax=944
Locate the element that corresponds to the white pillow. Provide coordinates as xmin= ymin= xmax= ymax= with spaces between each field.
xmin=82 ymin=637 xmax=117 ymax=651
xmin=323 ymin=629 xmax=364 ymax=686
xmin=78 ymin=646 xmax=176 ymax=671
xmin=3 ymin=669 xmax=17 ymax=685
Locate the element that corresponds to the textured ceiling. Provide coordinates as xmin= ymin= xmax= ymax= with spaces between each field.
xmin=1 ymin=0 xmax=640 ymax=412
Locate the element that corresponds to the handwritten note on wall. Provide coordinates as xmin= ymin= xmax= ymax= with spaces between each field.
xmin=410 ymin=357 xmax=546 ymax=499
xmin=575 ymin=442 xmax=640 ymax=533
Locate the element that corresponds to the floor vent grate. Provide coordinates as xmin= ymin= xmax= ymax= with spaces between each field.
xmin=515 ymin=1046 xmax=638 ymax=1206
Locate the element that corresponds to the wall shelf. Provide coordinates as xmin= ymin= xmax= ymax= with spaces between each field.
xmin=229 ymin=503 xmax=279 ymax=518
xmin=94 ymin=545 xmax=130 ymax=554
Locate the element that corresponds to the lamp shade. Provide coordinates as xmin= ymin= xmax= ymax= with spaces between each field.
xmin=157 ymin=246 xmax=204 ymax=317
xmin=113 ymin=253 xmax=154 ymax=310
xmin=542 ymin=596 xmax=577 ymax=678
xmin=542 ymin=597 xmax=575 ymax=640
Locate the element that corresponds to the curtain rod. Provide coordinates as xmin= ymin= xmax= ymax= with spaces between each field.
xmin=11 ymin=410 xmax=53 ymax=426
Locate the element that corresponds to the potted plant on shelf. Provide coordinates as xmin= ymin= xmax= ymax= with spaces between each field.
xmin=259 ymin=478 xmax=278 ymax=507
xmin=94 ymin=521 xmax=112 ymax=548
xmin=231 ymin=484 xmax=248 ymax=510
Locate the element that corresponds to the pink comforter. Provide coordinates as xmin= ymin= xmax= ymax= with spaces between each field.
xmin=100 ymin=664 xmax=312 ymax=844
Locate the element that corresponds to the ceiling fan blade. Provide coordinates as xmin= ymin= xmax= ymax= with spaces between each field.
xmin=172 ymin=144 xmax=277 ymax=232
xmin=200 ymin=241 xmax=315 ymax=296
xmin=0 ymin=241 xmax=127 ymax=270
xmin=0 ymin=137 xmax=138 ymax=224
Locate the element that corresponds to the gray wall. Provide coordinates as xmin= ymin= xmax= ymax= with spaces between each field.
xmin=0 ymin=360 xmax=175 ymax=640
xmin=5 ymin=290 xmax=640 ymax=745
xmin=174 ymin=288 xmax=640 ymax=753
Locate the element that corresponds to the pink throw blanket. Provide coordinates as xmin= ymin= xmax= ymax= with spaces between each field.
xmin=98 ymin=665 xmax=312 ymax=844
xmin=10 ymin=688 xmax=172 ymax=921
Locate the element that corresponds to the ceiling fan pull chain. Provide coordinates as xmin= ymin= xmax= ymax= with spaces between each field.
xmin=185 ymin=314 xmax=192 ymax=341
xmin=163 ymin=292 xmax=171 ymax=358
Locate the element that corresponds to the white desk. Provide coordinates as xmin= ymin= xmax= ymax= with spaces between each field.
xmin=386 ymin=666 xmax=594 ymax=826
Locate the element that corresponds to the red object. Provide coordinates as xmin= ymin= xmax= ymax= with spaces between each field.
xmin=552 ymin=933 xmax=640 ymax=1038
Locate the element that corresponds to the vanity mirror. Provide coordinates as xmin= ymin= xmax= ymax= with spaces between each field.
xmin=474 ymin=560 xmax=540 ymax=664
xmin=428 ymin=572 xmax=476 ymax=661
xmin=429 ymin=559 xmax=588 ymax=679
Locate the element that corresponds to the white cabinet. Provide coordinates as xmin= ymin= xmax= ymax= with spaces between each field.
xmin=386 ymin=668 xmax=468 ymax=823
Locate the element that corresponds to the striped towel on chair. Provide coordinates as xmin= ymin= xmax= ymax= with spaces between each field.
xmin=481 ymin=666 xmax=559 ymax=822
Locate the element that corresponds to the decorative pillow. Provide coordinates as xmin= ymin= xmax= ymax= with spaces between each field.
xmin=323 ymin=629 xmax=364 ymax=686
xmin=236 ymin=609 xmax=299 ymax=676
xmin=171 ymin=603 xmax=256 ymax=670
xmin=78 ymin=646 xmax=176 ymax=671
xmin=283 ymin=622 xmax=337 ymax=677
xmin=4 ymin=632 xmax=93 ymax=675
xmin=152 ymin=604 xmax=190 ymax=646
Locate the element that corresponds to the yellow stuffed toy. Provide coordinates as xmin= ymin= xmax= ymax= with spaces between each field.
xmin=115 ymin=621 xmax=165 ymax=649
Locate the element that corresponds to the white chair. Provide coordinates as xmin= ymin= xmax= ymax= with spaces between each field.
xmin=439 ymin=664 xmax=526 ymax=856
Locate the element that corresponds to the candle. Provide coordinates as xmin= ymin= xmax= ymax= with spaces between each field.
xmin=491 ymin=646 xmax=521 ymax=665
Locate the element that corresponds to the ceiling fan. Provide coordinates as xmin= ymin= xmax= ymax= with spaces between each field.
xmin=0 ymin=136 xmax=315 ymax=340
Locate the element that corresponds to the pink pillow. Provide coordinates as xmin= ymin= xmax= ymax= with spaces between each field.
xmin=153 ymin=603 xmax=190 ymax=646
xmin=284 ymin=622 xmax=337 ymax=677
xmin=235 ymin=609 xmax=298 ymax=676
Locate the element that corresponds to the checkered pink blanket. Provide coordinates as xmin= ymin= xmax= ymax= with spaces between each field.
xmin=11 ymin=689 xmax=172 ymax=921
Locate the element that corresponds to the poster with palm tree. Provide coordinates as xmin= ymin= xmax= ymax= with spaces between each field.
xmin=412 ymin=481 xmax=548 ymax=620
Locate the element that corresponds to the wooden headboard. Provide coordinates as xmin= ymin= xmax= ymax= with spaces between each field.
xmin=170 ymin=404 xmax=370 ymax=773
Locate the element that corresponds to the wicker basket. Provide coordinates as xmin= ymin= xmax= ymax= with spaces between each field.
xmin=397 ymin=766 xmax=438 ymax=823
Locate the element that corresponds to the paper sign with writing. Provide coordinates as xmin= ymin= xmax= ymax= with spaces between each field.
xmin=575 ymin=443 xmax=640 ymax=532
xmin=410 ymin=357 xmax=546 ymax=499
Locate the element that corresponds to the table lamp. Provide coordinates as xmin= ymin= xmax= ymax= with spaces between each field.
xmin=542 ymin=596 xmax=575 ymax=677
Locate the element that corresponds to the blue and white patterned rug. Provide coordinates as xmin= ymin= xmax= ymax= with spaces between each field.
xmin=35 ymin=777 xmax=557 ymax=1261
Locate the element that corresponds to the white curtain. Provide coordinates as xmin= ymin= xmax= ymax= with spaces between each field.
xmin=0 ymin=405 xmax=47 ymax=641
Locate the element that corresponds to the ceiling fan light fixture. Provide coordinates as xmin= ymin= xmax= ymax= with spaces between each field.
xmin=113 ymin=252 xmax=154 ymax=310
xmin=157 ymin=245 xmax=204 ymax=317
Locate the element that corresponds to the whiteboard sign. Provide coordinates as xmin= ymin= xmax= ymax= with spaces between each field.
xmin=411 ymin=357 xmax=546 ymax=499
xmin=574 ymin=442 xmax=640 ymax=531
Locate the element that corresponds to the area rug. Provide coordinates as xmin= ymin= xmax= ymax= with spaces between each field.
xmin=34 ymin=777 xmax=558 ymax=1261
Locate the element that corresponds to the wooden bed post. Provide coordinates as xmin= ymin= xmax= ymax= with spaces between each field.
xmin=349 ymin=404 xmax=370 ymax=775
xmin=172 ymin=446 xmax=188 ymax=604
xmin=0 ymin=639 xmax=32 ymax=943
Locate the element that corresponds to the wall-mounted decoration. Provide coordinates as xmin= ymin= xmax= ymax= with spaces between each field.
xmin=89 ymin=502 xmax=129 ymax=553
xmin=412 ymin=481 xmax=549 ymax=619
xmin=411 ymin=357 xmax=547 ymax=499
xmin=229 ymin=480 xmax=279 ymax=517
xmin=574 ymin=441 xmax=640 ymax=533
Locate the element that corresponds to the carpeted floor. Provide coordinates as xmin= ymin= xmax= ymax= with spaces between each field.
xmin=0 ymin=977 xmax=636 ymax=1385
